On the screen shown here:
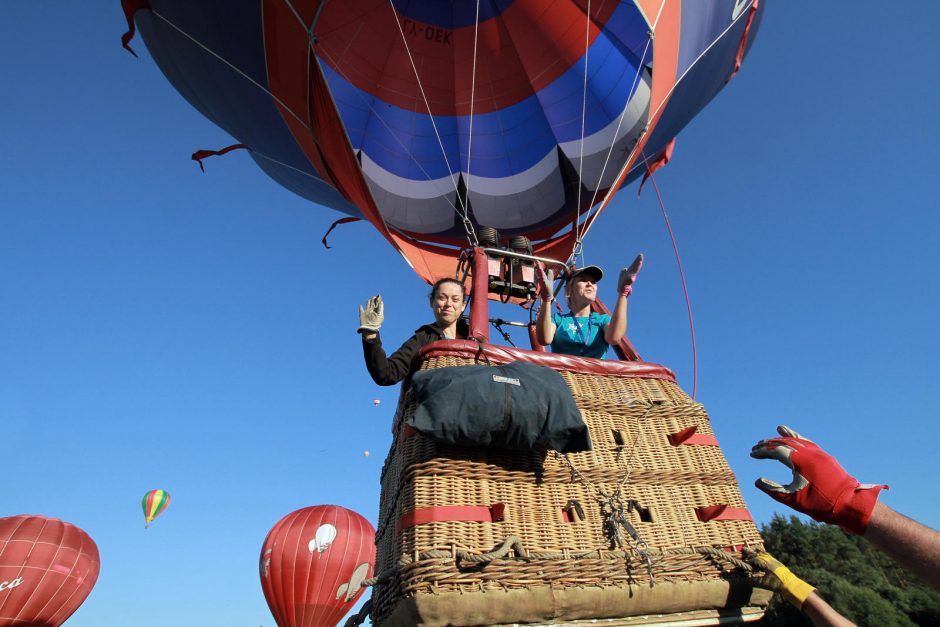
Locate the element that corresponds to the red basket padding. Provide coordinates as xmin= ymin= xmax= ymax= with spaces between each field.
xmin=399 ymin=504 xmax=506 ymax=529
xmin=695 ymin=505 xmax=752 ymax=523
xmin=418 ymin=340 xmax=676 ymax=382
xmin=667 ymin=426 xmax=719 ymax=447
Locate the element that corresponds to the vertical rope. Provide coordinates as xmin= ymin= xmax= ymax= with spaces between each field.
xmin=569 ymin=32 xmax=654 ymax=266
xmin=384 ymin=1 xmax=477 ymax=244
xmin=571 ymin=0 xmax=593 ymax=266
xmin=461 ymin=0 xmax=483 ymax=245
xmin=644 ymin=162 xmax=697 ymax=399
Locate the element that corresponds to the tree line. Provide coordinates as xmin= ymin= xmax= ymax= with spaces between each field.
xmin=758 ymin=514 xmax=940 ymax=626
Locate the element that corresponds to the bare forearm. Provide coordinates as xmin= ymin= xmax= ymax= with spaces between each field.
xmin=604 ymin=294 xmax=628 ymax=344
xmin=864 ymin=502 xmax=940 ymax=591
xmin=802 ymin=593 xmax=856 ymax=627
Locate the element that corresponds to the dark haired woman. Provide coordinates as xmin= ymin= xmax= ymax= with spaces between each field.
xmin=358 ymin=278 xmax=469 ymax=385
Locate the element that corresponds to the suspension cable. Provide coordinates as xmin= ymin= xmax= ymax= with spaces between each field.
xmin=570 ymin=32 xmax=654 ymax=265
xmin=148 ymin=9 xmax=306 ymax=129
xmin=281 ymin=0 xmax=479 ymax=242
xmin=642 ymin=154 xmax=697 ymax=399
xmin=311 ymin=45 xmax=471 ymax=224
xmin=570 ymin=0 xmax=593 ymax=267
xmin=384 ymin=0 xmax=479 ymax=246
xmin=461 ymin=0 xmax=483 ymax=246
xmin=575 ymin=0 xmax=750 ymax=249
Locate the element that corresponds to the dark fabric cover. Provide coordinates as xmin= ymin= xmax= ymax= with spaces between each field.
xmin=408 ymin=361 xmax=591 ymax=453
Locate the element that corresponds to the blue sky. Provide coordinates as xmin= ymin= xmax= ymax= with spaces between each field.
xmin=2 ymin=3 xmax=938 ymax=626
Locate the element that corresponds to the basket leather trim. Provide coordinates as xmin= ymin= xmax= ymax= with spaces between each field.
xmin=667 ymin=425 xmax=719 ymax=447
xmin=418 ymin=340 xmax=676 ymax=381
xmin=694 ymin=505 xmax=752 ymax=522
xmin=399 ymin=503 xmax=506 ymax=529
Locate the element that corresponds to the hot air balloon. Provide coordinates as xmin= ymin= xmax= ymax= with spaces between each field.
xmin=142 ymin=489 xmax=171 ymax=528
xmin=121 ymin=0 xmax=764 ymax=285
xmin=121 ymin=3 xmax=771 ymax=624
xmin=372 ymin=399 xmax=380 ymax=408
xmin=259 ymin=505 xmax=375 ymax=627
xmin=0 ymin=515 xmax=100 ymax=627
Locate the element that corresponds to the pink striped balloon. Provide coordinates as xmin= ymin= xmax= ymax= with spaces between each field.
xmin=260 ymin=505 xmax=375 ymax=627
xmin=0 ymin=514 xmax=100 ymax=626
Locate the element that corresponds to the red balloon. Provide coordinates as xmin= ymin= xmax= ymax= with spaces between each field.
xmin=0 ymin=515 xmax=100 ymax=627
xmin=260 ymin=505 xmax=375 ymax=627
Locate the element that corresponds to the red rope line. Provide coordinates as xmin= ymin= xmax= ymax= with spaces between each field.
xmin=647 ymin=170 xmax=697 ymax=399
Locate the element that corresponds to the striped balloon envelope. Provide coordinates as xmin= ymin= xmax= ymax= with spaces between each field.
xmin=141 ymin=489 xmax=171 ymax=528
xmin=0 ymin=514 xmax=100 ymax=626
xmin=260 ymin=505 xmax=376 ymax=627
xmin=122 ymin=0 xmax=765 ymax=283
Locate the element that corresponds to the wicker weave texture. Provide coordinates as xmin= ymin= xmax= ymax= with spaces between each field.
xmin=373 ymin=355 xmax=765 ymax=626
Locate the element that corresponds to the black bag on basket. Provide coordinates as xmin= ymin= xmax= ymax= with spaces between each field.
xmin=407 ymin=361 xmax=591 ymax=453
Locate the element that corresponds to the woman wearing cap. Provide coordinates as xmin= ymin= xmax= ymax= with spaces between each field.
xmin=535 ymin=255 xmax=643 ymax=359
xmin=357 ymin=278 xmax=469 ymax=385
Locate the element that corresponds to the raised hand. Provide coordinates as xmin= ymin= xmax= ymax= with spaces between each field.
xmin=617 ymin=253 xmax=643 ymax=297
xmin=751 ymin=425 xmax=887 ymax=535
xmin=358 ymin=294 xmax=384 ymax=334
xmin=536 ymin=263 xmax=555 ymax=302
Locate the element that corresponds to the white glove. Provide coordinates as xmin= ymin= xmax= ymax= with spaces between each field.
xmin=358 ymin=295 xmax=384 ymax=333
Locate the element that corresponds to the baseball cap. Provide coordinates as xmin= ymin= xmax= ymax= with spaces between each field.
xmin=567 ymin=265 xmax=603 ymax=282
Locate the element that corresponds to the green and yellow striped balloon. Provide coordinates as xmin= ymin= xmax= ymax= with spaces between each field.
xmin=142 ymin=489 xmax=171 ymax=528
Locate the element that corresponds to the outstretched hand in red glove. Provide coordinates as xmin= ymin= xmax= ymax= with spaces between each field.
xmin=751 ymin=425 xmax=888 ymax=535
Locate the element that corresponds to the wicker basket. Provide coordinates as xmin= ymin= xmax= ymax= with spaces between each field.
xmin=373 ymin=342 xmax=769 ymax=626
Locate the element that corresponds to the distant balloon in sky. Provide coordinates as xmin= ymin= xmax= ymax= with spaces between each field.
xmin=260 ymin=505 xmax=376 ymax=627
xmin=373 ymin=399 xmax=380 ymax=407
xmin=142 ymin=489 xmax=171 ymax=528
xmin=363 ymin=450 xmax=370 ymax=458
xmin=0 ymin=514 xmax=100 ymax=626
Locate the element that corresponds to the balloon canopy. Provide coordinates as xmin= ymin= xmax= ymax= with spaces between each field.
xmin=259 ymin=505 xmax=376 ymax=627
xmin=0 ymin=515 xmax=100 ymax=627
xmin=142 ymin=489 xmax=171 ymax=527
xmin=124 ymin=0 xmax=763 ymax=281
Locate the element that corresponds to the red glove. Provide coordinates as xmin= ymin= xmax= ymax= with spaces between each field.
xmin=751 ymin=425 xmax=888 ymax=535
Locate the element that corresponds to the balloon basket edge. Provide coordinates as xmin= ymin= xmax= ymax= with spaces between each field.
xmin=372 ymin=346 xmax=769 ymax=626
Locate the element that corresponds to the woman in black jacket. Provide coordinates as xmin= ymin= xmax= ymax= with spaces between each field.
xmin=358 ymin=278 xmax=468 ymax=385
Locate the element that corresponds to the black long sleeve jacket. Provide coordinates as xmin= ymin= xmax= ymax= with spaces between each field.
xmin=361 ymin=321 xmax=468 ymax=386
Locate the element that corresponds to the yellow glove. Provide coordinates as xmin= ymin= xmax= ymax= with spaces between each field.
xmin=750 ymin=552 xmax=816 ymax=609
